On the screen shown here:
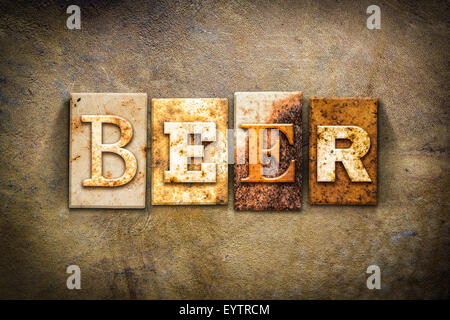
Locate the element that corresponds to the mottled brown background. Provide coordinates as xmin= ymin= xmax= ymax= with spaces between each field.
xmin=0 ymin=0 xmax=448 ymax=299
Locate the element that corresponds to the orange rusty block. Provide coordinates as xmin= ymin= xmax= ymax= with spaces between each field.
xmin=309 ymin=97 xmax=377 ymax=205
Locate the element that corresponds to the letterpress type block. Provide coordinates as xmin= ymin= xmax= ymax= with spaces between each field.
xmin=234 ymin=92 xmax=302 ymax=210
xmin=69 ymin=93 xmax=147 ymax=208
xmin=309 ymin=97 xmax=377 ymax=205
xmin=151 ymin=98 xmax=228 ymax=205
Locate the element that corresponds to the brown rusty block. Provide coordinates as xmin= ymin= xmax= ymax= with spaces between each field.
xmin=151 ymin=98 xmax=228 ymax=205
xmin=309 ymin=97 xmax=377 ymax=205
xmin=69 ymin=93 xmax=148 ymax=208
xmin=234 ymin=92 xmax=302 ymax=211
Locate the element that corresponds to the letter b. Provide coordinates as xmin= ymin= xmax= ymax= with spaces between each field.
xmin=82 ymin=115 xmax=137 ymax=187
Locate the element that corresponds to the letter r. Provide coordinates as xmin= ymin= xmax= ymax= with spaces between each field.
xmin=317 ymin=125 xmax=371 ymax=182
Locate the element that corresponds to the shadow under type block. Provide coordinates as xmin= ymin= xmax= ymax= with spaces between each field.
xmin=151 ymin=98 xmax=228 ymax=205
xmin=234 ymin=92 xmax=302 ymax=211
xmin=309 ymin=97 xmax=378 ymax=205
xmin=69 ymin=93 xmax=148 ymax=208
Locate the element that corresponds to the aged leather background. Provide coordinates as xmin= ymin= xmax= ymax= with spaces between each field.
xmin=0 ymin=0 xmax=448 ymax=299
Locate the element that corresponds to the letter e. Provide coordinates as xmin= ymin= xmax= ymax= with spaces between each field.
xmin=366 ymin=265 xmax=381 ymax=289
xmin=66 ymin=265 xmax=81 ymax=289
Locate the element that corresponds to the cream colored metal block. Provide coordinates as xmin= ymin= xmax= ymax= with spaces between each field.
xmin=69 ymin=93 xmax=147 ymax=208
xmin=151 ymin=98 xmax=228 ymax=205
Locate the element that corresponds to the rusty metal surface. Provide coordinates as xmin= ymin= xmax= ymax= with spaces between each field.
xmin=309 ymin=97 xmax=377 ymax=205
xmin=69 ymin=93 xmax=147 ymax=208
xmin=151 ymin=98 xmax=228 ymax=205
xmin=234 ymin=92 xmax=302 ymax=210
xmin=0 ymin=0 xmax=449 ymax=299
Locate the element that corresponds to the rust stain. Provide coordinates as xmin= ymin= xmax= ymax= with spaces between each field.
xmin=141 ymin=144 xmax=147 ymax=156
xmin=70 ymin=118 xmax=82 ymax=132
